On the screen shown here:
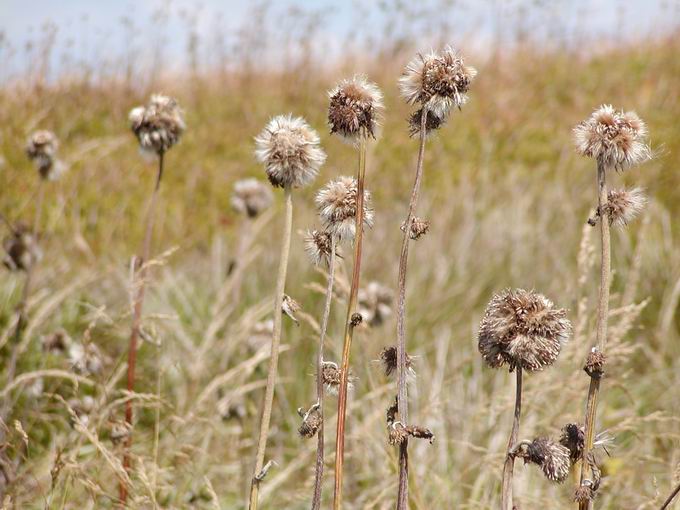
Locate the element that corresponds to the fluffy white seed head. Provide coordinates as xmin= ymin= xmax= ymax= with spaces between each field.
xmin=26 ymin=130 xmax=63 ymax=180
xmin=604 ymin=187 xmax=647 ymax=228
xmin=129 ymin=94 xmax=186 ymax=155
xmin=327 ymin=76 xmax=384 ymax=143
xmin=315 ymin=176 xmax=374 ymax=242
xmin=231 ymin=178 xmax=274 ymax=218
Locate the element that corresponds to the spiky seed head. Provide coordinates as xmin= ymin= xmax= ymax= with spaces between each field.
xmin=559 ymin=423 xmax=585 ymax=464
xmin=604 ymin=187 xmax=647 ymax=228
xmin=379 ymin=346 xmax=414 ymax=378
xmin=584 ymin=347 xmax=606 ymax=377
xmin=573 ymin=105 xmax=650 ymax=170
xmin=386 ymin=397 xmax=399 ymax=425
xmin=358 ymin=281 xmax=393 ymax=327
xmin=401 ymin=216 xmax=430 ymax=240
xmin=407 ymin=425 xmax=435 ymax=444
xmin=231 ymin=178 xmax=273 ymax=218
xmin=129 ymin=94 xmax=185 ymax=155
xmin=574 ymin=485 xmax=595 ymax=504
xmin=478 ymin=288 xmax=572 ymax=372
xmin=327 ymin=76 xmax=384 ymax=142
xmin=255 ymin=114 xmax=325 ymax=189
xmin=408 ymin=108 xmax=446 ymax=137
xmin=297 ymin=404 xmax=322 ymax=438
xmin=282 ymin=294 xmax=301 ymax=325
xmin=315 ymin=176 xmax=374 ymax=242
xmin=388 ymin=421 xmax=435 ymax=446
xmin=399 ymin=46 xmax=477 ymax=119
xmin=26 ymin=130 xmax=63 ymax=180
xmin=321 ymin=361 xmax=353 ymax=395
xmin=518 ymin=437 xmax=571 ymax=483
xmin=304 ymin=229 xmax=335 ymax=266
xmin=2 ymin=224 xmax=42 ymax=272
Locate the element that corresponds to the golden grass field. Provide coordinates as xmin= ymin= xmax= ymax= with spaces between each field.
xmin=1 ymin=19 xmax=680 ymax=509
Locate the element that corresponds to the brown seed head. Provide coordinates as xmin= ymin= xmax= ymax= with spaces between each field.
xmin=303 ymin=229 xmax=335 ymax=266
xmin=574 ymin=484 xmax=595 ymax=504
xmin=478 ymin=288 xmax=572 ymax=372
xmin=129 ymin=94 xmax=185 ymax=155
xmin=603 ymin=187 xmax=647 ymax=228
xmin=358 ymin=281 xmax=393 ymax=327
xmin=388 ymin=422 xmax=410 ymax=446
xmin=282 ymin=294 xmax=301 ymax=325
xmin=401 ymin=216 xmax=430 ymax=240
xmin=379 ymin=345 xmax=414 ymax=378
xmin=584 ymin=348 xmax=606 ymax=378
xmin=519 ymin=437 xmax=571 ymax=483
xmin=328 ymin=76 xmax=384 ymax=142
xmin=408 ymin=108 xmax=446 ymax=137
xmin=41 ymin=329 xmax=72 ymax=354
xmin=26 ymin=130 xmax=63 ymax=179
xmin=321 ymin=361 xmax=353 ymax=395
xmin=297 ymin=403 xmax=322 ymax=438
xmin=231 ymin=178 xmax=273 ymax=218
xmin=315 ymin=176 xmax=374 ymax=242
xmin=559 ymin=423 xmax=585 ymax=464
xmin=2 ymin=223 xmax=42 ymax=272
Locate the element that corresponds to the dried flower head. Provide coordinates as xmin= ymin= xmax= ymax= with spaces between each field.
xmin=559 ymin=423 xmax=585 ymax=464
xmin=478 ymin=288 xmax=572 ymax=372
xmin=401 ymin=216 xmax=430 ymax=240
xmin=515 ymin=437 xmax=571 ymax=483
xmin=408 ymin=108 xmax=446 ymax=137
xmin=321 ymin=361 xmax=353 ymax=395
xmin=386 ymin=397 xmax=399 ymax=425
xmin=2 ymin=224 xmax=42 ymax=272
xmin=379 ymin=346 xmax=414 ymax=378
xmin=328 ymin=76 xmax=384 ymax=142
xmin=388 ymin=421 xmax=435 ymax=446
xmin=358 ymin=281 xmax=393 ymax=327
xmin=68 ymin=396 xmax=95 ymax=427
xmin=68 ymin=342 xmax=105 ymax=376
xmin=297 ymin=403 xmax=322 ymax=438
xmin=129 ymin=94 xmax=185 ymax=155
xmin=584 ymin=347 xmax=606 ymax=378
xmin=399 ymin=46 xmax=477 ymax=119
xmin=26 ymin=130 xmax=63 ymax=180
xmin=255 ymin=114 xmax=325 ymax=189
xmin=282 ymin=294 xmax=301 ymax=326
xmin=574 ymin=105 xmax=650 ymax=170
xmin=109 ymin=420 xmax=131 ymax=445
xmin=42 ymin=329 xmax=73 ymax=354
xmin=574 ymin=484 xmax=595 ymax=504
xmin=315 ymin=176 xmax=374 ymax=242
xmin=603 ymin=187 xmax=647 ymax=228
xmin=231 ymin=178 xmax=274 ymax=218
xmin=303 ymin=229 xmax=335 ymax=266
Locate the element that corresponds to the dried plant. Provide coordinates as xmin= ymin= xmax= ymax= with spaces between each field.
xmin=511 ymin=437 xmax=571 ymax=483
xmin=573 ymin=106 xmax=650 ymax=508
xmin=25 ymin=130 xmax=64 ymax=181
xmin=249 ymin=114 xmax=324 ymax=510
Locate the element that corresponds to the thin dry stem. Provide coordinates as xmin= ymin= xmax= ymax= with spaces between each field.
xmin=396 ymin=106 xmax=428 ymax=509
xmin=249 ymin=186 xmax=294 ymax=510
xmin=660 ymin=481 xmax=680 ymax=510
xmin=333 ymin=138 xmax=367 ymax=510
xmin=311 ymin=235 xmax=337 ymax=510
xmin=501 ymin=368 xmax=523 ymax=510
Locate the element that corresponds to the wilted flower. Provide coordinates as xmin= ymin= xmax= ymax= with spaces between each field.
xmin=478 ymin=288 xmax=572 ymax=372
xmin=514 ymin=437 xmax=571 ymax=483
xmin=388 ymin=421 xmax=435 ymax=446
xmin=2 ymin=224 xmax=42 ymax=272
xmin=400 ymin=216 xmax=430 ymax=240
xmin=399 ymin=46 xmax=477 ymax=119
xmin=231 ymin=178 xmax=273 ymax=218
xmin=68 ymin=342 xmax=105 ymax=376
xmin=328 ymin=76 xmax=384 ymax=142
xmin=303 ymin=229 xmax=335 ymax=266
xmin=129 ymin=94 xmax=185 ymax=155
xmin=603 ymin=187 xmax=647 ymax=228
xmin=282 ymin=294 xmax=301 ymax=325
xmin=315 ymin=176 xmax=374 ymax=242
xmin=297 ymin=403 xmax=322 ymax=438
xmin=358 ymin=281 xmax=393 ymax=327
xmin=408 ymin=108 xmax=446 ymax=137
xmin=379 ymin=346 xmax=414 ymax=378
xmin=26 ymin=130 xmax=64 ymax=180
xmin=255 ymin=114 xmax=325 ymax=189
xmin=573 ymin=105 xmax=650 ymax=170
xmin=321 ymin=361 xmax=352 ymax=395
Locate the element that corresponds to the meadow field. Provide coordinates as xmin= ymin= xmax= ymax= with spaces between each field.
xmin=1 ymin=4 xmax=680 ymax=509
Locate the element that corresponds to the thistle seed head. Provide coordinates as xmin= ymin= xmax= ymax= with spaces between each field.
xmin=68 ymin=342 xmax=105 ymax=376
xmin=401 ymin=216 xmax=430 ymax=240
xmin=109 ymin=420 xmax=132 ymax=445
xmin=604 ymin=187 xmax=647 ymax=228
xmin=584 ymin=347 xmax=606 ymax=378
xmin=129 ymin=94 xmax=185 ymax=155
xmin=2 ymin=224 xmax=42 ymax=272
xmin=303 ymin=229 xmax=335 ymax=266
xmin=315 ymin=176 xmax=374 ymax=242
xmin=328 ymin=76 xmax=384 ymax=142
xmin=321 ymin=361 xmax=353 ymax=395
xmin=408 ymin=108 xmax=446 ymax=137
xmin=399 ymin=46 xmax=477 ymax=119
xmin=231 ymin=178 xmax=274 ymax=218
xmin=282 ymin=294 xmax=301 ymax=326
xmin=574 ymin=484 xmax=595 ymax=504
xmin=41 ymin=329 xmax=73 ymax=354
xmin=388 ymin=421 xmax=435 ymax=446
xmin=573 ymin=105 xmax=650 ymax=170
xmin=26 ymin=130 xmax=63 ymax=180
xmin=358 ymin=281 xmax=393 ymax=327
xmin=255 ymin=114 xmax=325 ymax=189
xmin=379 ymin=346 xmax=414 ymax=378
xmin=559 ymin=423 xmax=585 ymax=464
xmin=297 ymin=403 xmax=322 ymax=438
xmin=516 ymin=437 xmax=571 ymax=483
xmin=478 ymin=288 xmax=572 ymax=372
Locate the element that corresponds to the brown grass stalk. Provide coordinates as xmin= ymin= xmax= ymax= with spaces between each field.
xmin=119 ymin=150 xmax=165 ymax=505
xmin=333 ymin=138 xmax=367 ymax=510
xmin=249 ymin=185 xmax=294 ymax=510
xmin=501 ymin=367 xmax=523 ymax=510
xmin=660 ymin=481 xmax=680 ymax=510
xmin=395 ymin=107 xmax=428 ymax=509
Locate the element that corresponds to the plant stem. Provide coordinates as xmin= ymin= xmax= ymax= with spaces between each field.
xmin=333 ymin=137 xmax=367 ymax=510
xmin=119 ymin=150 xmax=165 ymax=505
xmin=395 ymin=105 xmax=429 ymax=510
xmin=501 ymin=367 xmax=523 ymax=510
xmin=660 ymin=481 xmax=680 ymax=510
xmin=248 ymin=185 xmax=294 ymax=510
xmin=33 ymin=180 xmax=45 ymax=234
xmin=578 ymin=161 xmax=611 ymax=510
xmin=311 ymin=236 xmax=337 ymax=510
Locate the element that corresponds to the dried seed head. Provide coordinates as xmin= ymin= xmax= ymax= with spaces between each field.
xmin=297 ymin=403 xmax=322 ymax=438
xmin=67 ymin=396 xmax=95 ymax=427
xmin=478 ymin=288 xmax=572 ymax=372
xmin=328 ymin=76 xmax=384 ymax=142
xmin=68 ymin=343 xmax=105 ymax=376
xmin=255 ymin=114 xmax=325 ymax=189
xmin=399 ymin=46 xmax=477 ymax=119
xmin=603 ymin=187 xmax=647 ymax=228
xmin=379 ymin=346 xmax=414 ymax=378
xmin=350 ymin=313 xmax=363 ymax=327
xmin=407 ymin=425 xmax=435 ymax=444
xmin=26 ymin=130 xmax=63 ymax=180
xmin=109 ymin=420 xmax=131 ymax=445
xmin=388 ymin=421 xmax=435 ymax=446
xmin=559 ymin=423 xmax=585 ymax=464
xmin=574 ymin=484 xmax=595 ymax=504
xmin=515 ymin=437 xmax=571 ymax=483
xmin=129 ymin=94 xmax=185 ymax=155
xmin=386 ymin=397 xmax=399 ymax=425
xmin=408 ymin=108 xmax=447 ymax=137
xmin=231 ymin=178 xmax=274 ymax=218
xmin=573 ymin=105 xmax=650 ymax=170
xmin=2 ymin=224 xmax=42 ymax=272
xmin=358 ymin=281 xmax=393 ymax=327
xmin=584 ymin=347 xmax=606 ymax=378
xmin=321 ymin=361 xmax=353 ymax=395
xmin=41 ymin=329 xmax=73 ymax=354
xmin=304 ymin=229 xmax=335 ymax=266
xmin=315 ymin=176 xmax=374 ymax=242
xmin=401 ymin=216 xmax=430 ymax=240
xmin=218 ymin=398 xmax=247 ymax=421
xmin=282 ymin=294 xmax=301 ymax=325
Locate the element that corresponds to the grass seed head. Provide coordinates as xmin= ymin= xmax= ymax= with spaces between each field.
xmin=231 ymin=178 xmax=274 ymax=218
xmin=129 ymin=94 xmax=185 ymax=155
xmin=315 ymin=176 xmax=374 ymax=242
xmin=328 ymin=75 xmax=384 ymax=142
xmin=604 ymin=187 xmax=647 ymax=228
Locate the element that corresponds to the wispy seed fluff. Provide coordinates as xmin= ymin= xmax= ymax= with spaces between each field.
xmin=604 ymin=187 xmax=647 ymax=228
xmin=515 ymin=438 xmax=571 ymax=483
xmin=129 ymin=94 xmax=186 ymax=155
xmin=255 ymin=114 xmax=326 ymax=188
xmin=2 ymin=224 xmax=43 ymax=272
xmin=26 ymin=130 xmax=63 ymax=180
xmin=328 ymin=76 xmax=384 ymax=142
xmin=321 ymin=361 xmax=353 ymax=395
xmin=303 ymin=229 xmax=335 ymax=266
xmin=399 ymin=46 xmax=477 ymax=120
xmin=315 ymin=176 xmax=374 ymax=241
xmin=379 ymin=345 xmax=414 ymax=378
xmin=573 ymin=105 xmax=650 ymax=170
xmin=231 ymin=178 xmax=273 ymax=218
xmin=478 ymin=288 xmax=572 ymax=372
